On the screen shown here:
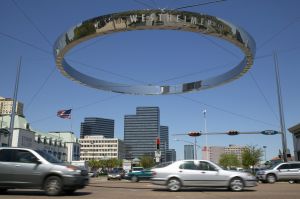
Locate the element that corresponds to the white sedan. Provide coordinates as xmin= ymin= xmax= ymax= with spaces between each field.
xmin=151 ymin=160 xmax=257 ymax=192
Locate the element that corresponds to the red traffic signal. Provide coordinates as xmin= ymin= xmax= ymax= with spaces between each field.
xmin=188 ymin=132 xmax=201 ymax=137
xmin=156 ymin=138 xmax=160 ymax=150
xmin=227 ymin=130 xmax=239 ymax=136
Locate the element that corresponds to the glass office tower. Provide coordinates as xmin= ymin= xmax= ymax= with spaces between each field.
xmin=80 ymin=117 xmax=114 ymax=138
xmin=124 ymin=107 xmax=160 ymax=159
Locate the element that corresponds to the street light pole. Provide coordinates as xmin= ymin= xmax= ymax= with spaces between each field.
xmin=274 ymin=52 xmax=288 ymax=162
xmin=9 ymin=57 xmax=22 ymax=147
xmin=263 ymin=146 xmax=267 ymax=161
xmin=203 ymin=110 xmax=208 ymax=160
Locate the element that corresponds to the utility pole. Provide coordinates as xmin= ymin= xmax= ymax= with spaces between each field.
xmin=274 ymin=52 xmax=288 ymax=162
xmin=9 ymin=57 xmax=22 ymax=147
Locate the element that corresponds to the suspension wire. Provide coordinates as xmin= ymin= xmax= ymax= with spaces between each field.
xmin=0 ymin=31 xmax=51 ymax=55
xmin=25 ymin=66 xmax=56 ymax=112
xmin=67 ymin=36 xmax=109 ymax=56
xmin=11 ymin=0 xmax=52 ymax=47
xmin=178 ymin=95 xmax=279 ymax=128
xmin=173 ymin=0 xmax=227 ymax=10
xmin=249 ymin=71 xmax=279 ymax=121
xmin=150 ymin=0 xmax=158 ymax=8
xmin=154 ymin=63 xmax=229 ymax=84
xmin=67 ymin=58 xmax=148 ymax=84
xmin=166 ymin=0 xmax=178 ymax=10
xmin=30 ymin=94 xmax=122 ymax=124
xmin=256 ymin=45 xmax=300 ymax=60
xmin=132 ymin=0 xmax=156 ymax=9
xmin=257 ymin=16 xmax=300 ymax=50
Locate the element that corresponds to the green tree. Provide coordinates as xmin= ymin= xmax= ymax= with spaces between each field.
xmin=140 ymin=155 xmax=155 ymax=168
xmin=218 ymin=153 xmax=240 ymax=169
xmin=88 ymin=159 xmax=100 ymax=171
xmin=242 ymin=145 xmax=263 ymax=173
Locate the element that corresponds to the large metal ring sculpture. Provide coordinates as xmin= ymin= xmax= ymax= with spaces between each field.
xmin=54 ymin=10 xmax=256 ymax=95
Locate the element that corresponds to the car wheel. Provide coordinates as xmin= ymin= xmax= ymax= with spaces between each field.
xmin=64 ymin=189 xmax=76 ymax=195
xmin=0 ymin=188 xmax=7 ymax=194
xmin=266 ymin=174 xmax=276 ymax=184
xmin=131 ymin=176 xmax=138 ymax=182
xmin=229 ymin=177 xmax=244 ymax=192
xmin=288 ymin=180 xmax=295 ymax=184
xmin=44 ymin=176 xmax=63 ymax=196
xmin=167 ymin=178 xmax=181 ymax=192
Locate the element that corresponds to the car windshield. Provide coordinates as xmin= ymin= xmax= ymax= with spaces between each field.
xmin=35 ymin=150 xmax=62 ymax=163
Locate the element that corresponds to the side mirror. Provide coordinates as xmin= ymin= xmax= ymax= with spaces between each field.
xmin=32 ymin=156 xmax=41 ymax=164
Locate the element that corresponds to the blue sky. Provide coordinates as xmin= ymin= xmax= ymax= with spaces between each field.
xmin=1 ymin=0 xmax=300 ymax=160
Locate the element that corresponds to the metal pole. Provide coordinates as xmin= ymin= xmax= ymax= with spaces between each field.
xmin=9 ymin=57 xmax=22 ymax=147
xmin=204 ymin=110 xmax=208 ymax=160
xmin=274 ymin=52 xmax=288 ymax=162
xmin=194 ymin=137 xmax=197 ymax=160
xmin=263 ymin=146 xmax=267 ymax=161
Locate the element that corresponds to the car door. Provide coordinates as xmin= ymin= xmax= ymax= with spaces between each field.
xmin=276 ymin=163 xmax=291 ymax=180
xmin=0 ymin=149 xmax=14 ymax=184
xmin=195 ymin=161 xmax=228 ymax=186
xmin=178 ymin=161 xmax=202 ymax=186
xmin=289 ymin=163 xmax=300 ymax=180
xmin=9 ymin=149 xmax=48 ymax=187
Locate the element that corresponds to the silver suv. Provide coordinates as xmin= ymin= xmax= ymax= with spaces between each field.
xmin=256 ymin=161 xmax=300 ymax=183
xmin=151 ymin=160 xmax=257 ymax=191
xmin=0 ymin=147 xmax=89 ymax=195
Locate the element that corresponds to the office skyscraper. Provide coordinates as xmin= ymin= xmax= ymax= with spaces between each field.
xmin=124 ymin=107 xmax=160 ymax=159
xmin=184 ymin=145 xmax=194 ymax=160
xmin=80 ymin=117 xmax=114 ymax=138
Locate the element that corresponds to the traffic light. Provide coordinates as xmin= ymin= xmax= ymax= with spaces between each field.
xmin=227 ymin=130 xmax=239 ymax=136
xmin=188 ymin=132 xmax=201 ymax=137
xmin=156 ymin=138 xmax=160 ymax=150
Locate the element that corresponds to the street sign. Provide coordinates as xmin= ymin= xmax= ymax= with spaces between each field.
xmin=260 ymin=130 xmax=280 ymax=135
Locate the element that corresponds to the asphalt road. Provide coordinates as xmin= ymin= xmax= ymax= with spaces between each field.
xmin=0 ymin=178 xmax=299 ymax=199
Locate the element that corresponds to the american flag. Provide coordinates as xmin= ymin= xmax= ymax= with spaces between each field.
xmin=57 ymin=109 xmax=72 ymax=119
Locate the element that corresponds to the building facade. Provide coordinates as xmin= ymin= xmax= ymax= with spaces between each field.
xmin=288 ymin=123 xmax=300 ymax=161
xmin=80 ymin=117 xmax=114 ymax=138
xmin=184 ymin=144 xmax=194 ymax=160
xmin=49 ymin=131 xmax=81 ymax=162
xmin=160 ymin=125 xmax=169 ymax=162
xmin=202 ymin=145 xmax=245 ymax=163
xmin=0 ymin=96 xmax=24 ymax=116
xmin=79 ymin=135 xmax=125 ymax=161
xmin=124 ymin=107 xmax=160 ymax=159
xmin=166 ymin=149 xmax=176 ymax=162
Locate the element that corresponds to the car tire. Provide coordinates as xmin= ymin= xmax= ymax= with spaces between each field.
xmin=0 ymin=188 xmax=7 ymax=194
xmin=229 ymin=177 xmax=244 ymax=192
xmin=288 ymin=180 xmax=295 ymax=184
xmin=131 ymin=176 xmax=138 ymax=182
xmin=44 ymin=176 xmax=63 ymax=196
xmin=167 ymin=178 xmax=181 ymax=192
xmin=266 ymin=174 xmax=276 ymax=184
